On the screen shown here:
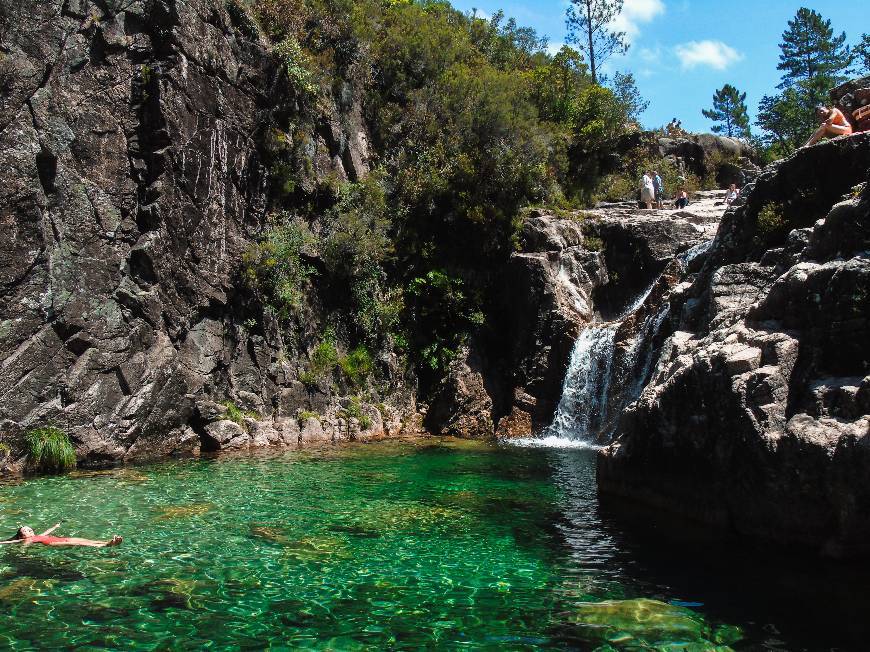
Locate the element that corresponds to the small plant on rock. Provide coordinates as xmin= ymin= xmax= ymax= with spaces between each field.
xmin=25 ymin=427 xmax=76 ymax=473
xmin=755 ymin=203 xmax=787 ymax=243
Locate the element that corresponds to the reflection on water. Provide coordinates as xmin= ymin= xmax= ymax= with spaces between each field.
xmin=0 ymin=440 xmax=866 ymax=650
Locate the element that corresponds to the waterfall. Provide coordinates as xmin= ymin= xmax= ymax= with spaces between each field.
xmin=512 ymin=277 xmax=666 ymax=449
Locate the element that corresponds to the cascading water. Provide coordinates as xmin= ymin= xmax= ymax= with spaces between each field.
xmin=512 ymin=277 xmax=667 ymax=449
xmin=511 ymin=238 xmax=713 ymax=449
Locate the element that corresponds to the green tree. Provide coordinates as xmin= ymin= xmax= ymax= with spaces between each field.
xmin=756 ymin=8 xmax=852 ymax=156
xmin=854 ymin=33 xmax=870 ymax=75
xmin=756 ymin=89 xmax=809 ymax=157
xmin=566 ymin=0 xmax=628 ymax=85
xmin=702 ymin=84 xmax=750 ymax=138
xmin=777 ymin=8 xmax=851 ymax=105
xmin=531 ymin=45 xmax=590 ymax=123
xmin=609 ymin=71 xmax=648 ymax=124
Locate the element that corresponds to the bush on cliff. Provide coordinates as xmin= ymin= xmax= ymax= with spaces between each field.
xmin=25 ymin=427 xmax=76 ymax=473
xmin=239 ymin=0 xmax=643 ymax=388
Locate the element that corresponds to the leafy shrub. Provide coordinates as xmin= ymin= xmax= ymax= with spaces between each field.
xmin=583 ymin=235 xmax=604 ymax=251
xmin=242 ymin=215 xmax=315 ymax=318
xmin=222 ymin=402 xmax=259 ymax=426
xmin=756 ymin=203 xmax=787 ymax=242
xmin=274 ymin=36 xmax=318 ymax=95
xmin=341 ymin=396 xmax=373 ymax=431
xmin=405 ymin=270 xmax=483 ymax=376
xmin=25 ymin=427 xmax=76 ymax=473
xmin=339 ymin=346 xmax=374 ymax=387
xmin=298 ymin=410 xmax=320 ymax=423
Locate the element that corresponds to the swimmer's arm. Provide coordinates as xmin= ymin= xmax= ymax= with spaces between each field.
xmin=0 ymin=539 xmax=23 ymax=545
xmin=40 ymin=523 xmax=61 ymax=536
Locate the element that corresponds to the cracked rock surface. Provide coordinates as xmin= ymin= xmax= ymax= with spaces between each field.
xmin=0 ymin=0 xmax=413 ymax=469
xmin=598 ymin=133 xmax=870 ymax=557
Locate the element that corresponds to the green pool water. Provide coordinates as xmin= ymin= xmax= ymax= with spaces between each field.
xmin=0 ymin=439 xmax=865 ymax=650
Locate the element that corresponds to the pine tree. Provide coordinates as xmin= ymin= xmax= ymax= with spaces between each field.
xmin=756 ymin=8 xmax=853 ymax=156
xmin=702 ymin=84 xmax=751 ymax=138
xmin=566 ymin=0 xmax=628 ymax=85
xmin=776 ymin=7 xmax=851 ymax=106
xmin=855 ymin=34 xmax=870 ymax=75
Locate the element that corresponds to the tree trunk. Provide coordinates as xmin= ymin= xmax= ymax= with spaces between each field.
xmin=586 ymin=0 xmax=596 ymax=84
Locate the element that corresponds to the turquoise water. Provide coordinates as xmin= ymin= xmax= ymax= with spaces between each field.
xmin=0 ymin=439 xmax=865 ymax=650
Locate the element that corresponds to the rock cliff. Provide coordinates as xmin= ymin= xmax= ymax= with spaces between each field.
xmin=427 ymin=193 xmax=728 ymax=439
xmin=0 ymin=0 xmax=414 ymax=470
xmin=598 ymin=133 xmax=870 ymax=557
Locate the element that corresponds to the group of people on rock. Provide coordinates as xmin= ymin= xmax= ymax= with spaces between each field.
xmin=639 ymin=170 xmax=690 ymax=210
xmin=639 ymin=171 xmax=739 ymax=211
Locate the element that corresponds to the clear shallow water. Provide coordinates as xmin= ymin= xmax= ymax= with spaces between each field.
xmin=0 ymin=439 xmax=867 ymax=650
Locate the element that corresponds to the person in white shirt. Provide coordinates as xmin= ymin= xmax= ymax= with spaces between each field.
xmin=640 ymin=171 xmax=655 ymax=209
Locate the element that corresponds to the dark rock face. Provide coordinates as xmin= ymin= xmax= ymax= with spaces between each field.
xmin=657 ymin=134 xmax=759 ymax=186
xmin=428 ymin=201 xmax=723 ymax=439
xmin=0 ymin=0 xmax=412 ymax=470
xmin=599 ymin=134 xmax=870 ymax=557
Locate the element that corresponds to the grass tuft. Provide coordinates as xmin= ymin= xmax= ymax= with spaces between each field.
xmin=25 ymin=427 xmax=76 ymax=473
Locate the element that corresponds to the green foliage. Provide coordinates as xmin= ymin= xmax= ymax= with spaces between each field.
xmin=756 ymin=89 xmax=811 ymax=156
xmin=24 ymin=427 xmax=76 ymax=473
xmin=339 ymin=346 xmax=374 ymax=387
xmin=405 ymin=270 xmax=483 ymax=375
xmin=591 ymin=153 xmax=701 ymax=203
xmin=583 ymin=235 xmax=603 ymax=251
xmin=755 ymin=203 xmax=787 ymax=243
xmin=608 ymin=71 xmax=649 ymax=124
xmin=855 ymin=34 xmax=870 ymax=75
xmin=566 ymin=0 xmax=628 ymax=84
xmin=312 ymin=331 xmax=339 ymax=374
xmin=298 ymin=410 xmax=320 ymax=422
xmin=0 ymin=442 xmax=10 ymax=459
xmin=757 ymin=8 xmax=852 ymax=153
xmin=531 ymin=45 xmax=589 ymax=123
xmin=242 ymin=0 xmax=646 ymax=385
xmin=222 ymin=402 xmax=259 ymax=426
xmin=242 ymin=214 xmax=315 ymax=319
xmin=274 ymin=36 xmax=318 ymax=95
xmin=702 ymin=84 xmax=750 ymax=138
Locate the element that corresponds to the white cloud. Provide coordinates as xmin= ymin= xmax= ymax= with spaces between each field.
xmin=611 ymin=0 xmax=666 ymax=41
xmin=674 ymin=40 xmax=743 ymax=70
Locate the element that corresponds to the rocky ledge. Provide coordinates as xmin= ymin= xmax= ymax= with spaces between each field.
xmin=427 ymin=192 xmax=730 ymax=439
xmin=598 ymin=132 xmax=870 ymax=557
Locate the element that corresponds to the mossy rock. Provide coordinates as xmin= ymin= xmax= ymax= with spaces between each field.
xmin=571 ymin=598 xmax=739 ymax=649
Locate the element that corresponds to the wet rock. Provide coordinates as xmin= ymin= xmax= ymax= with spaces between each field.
xmin=202 ymin=420 xmax=249 ymax=452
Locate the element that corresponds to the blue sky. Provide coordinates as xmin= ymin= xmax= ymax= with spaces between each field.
xmin=450 ymin=0 xmax=867 ymax=133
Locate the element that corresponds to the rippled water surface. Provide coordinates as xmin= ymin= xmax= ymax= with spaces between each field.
xmin=0 ymin=439 xmax=867 ymax=650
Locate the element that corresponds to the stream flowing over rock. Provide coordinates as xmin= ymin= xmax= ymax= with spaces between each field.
xmin=598 ymin=133 xmax=870 ymax=557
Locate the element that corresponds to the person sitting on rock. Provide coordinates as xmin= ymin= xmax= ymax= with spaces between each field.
xmin=725 ymin=183 xmax=740 ymax=206
xmin=640 ymin=171 xmax=655 ymax=209
xmin=675 ymin=188 xmax=688 ymax=210
xmin=0 ymin=524 xmax=123 ymax=548
xmin=804 ymin=105 xmax=853 ymax=147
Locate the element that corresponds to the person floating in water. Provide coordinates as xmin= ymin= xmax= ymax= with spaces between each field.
xmin=804 ymin=104 xmax=853 ymax=146
xmin=0 ymin=524 xmax=122 ymax=547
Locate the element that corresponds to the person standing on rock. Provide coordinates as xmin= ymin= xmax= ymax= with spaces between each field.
xmin=640 ymin=171 xmax=655 ymax=209
xmin=804 ymin=105 xmax=853 ymax=146
xmin=653 ymin=171 xmax=664 ymax=209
